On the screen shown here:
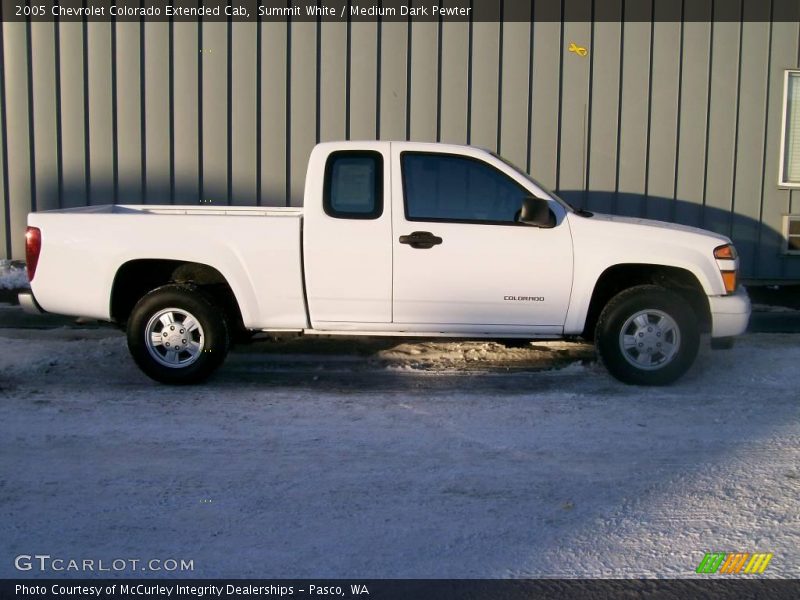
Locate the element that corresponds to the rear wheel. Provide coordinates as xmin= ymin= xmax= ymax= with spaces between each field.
xmin=127 ymin=284 xmax=229 ymax=384
xmin=595 ymin=285 xmax=699 ymax=385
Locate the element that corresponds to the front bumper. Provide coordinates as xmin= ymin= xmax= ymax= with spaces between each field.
xmin=18 ymin=292 xmax=44 ymax=315
xmin=708 ymin=286 xmax=750 ymax=338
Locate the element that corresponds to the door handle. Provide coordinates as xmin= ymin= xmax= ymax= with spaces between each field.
xmin=399 ymin=231 xmax=443 ymax=249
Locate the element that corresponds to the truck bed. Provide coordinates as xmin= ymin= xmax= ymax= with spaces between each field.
xmin=28 ymin=204 xmax=307 ymax=329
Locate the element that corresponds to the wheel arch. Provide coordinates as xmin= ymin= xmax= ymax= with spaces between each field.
xmin=110 ymin=259 xmax=246 ymax=335
xmin=581 ymin=263 xmax=711 ymax=340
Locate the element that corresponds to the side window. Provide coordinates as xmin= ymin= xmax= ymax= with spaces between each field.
xmin=324 ymin=151 xmax=383 ymax=219
xmin=781 ymin=70 xmax=800 ymax=186
xmin=401 ymin=153 xmax=528 ymax=223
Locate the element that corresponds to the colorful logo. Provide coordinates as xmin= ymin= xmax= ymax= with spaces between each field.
xmin=696 ymin=552 xmax=773 ymax=574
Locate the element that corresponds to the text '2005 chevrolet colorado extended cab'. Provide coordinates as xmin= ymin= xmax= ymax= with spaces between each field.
xmin=20 ymin=141 xmax=750 ymax=385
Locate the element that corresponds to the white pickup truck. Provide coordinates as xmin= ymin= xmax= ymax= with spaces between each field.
xmin=19 ymin=141 xmax=750 ymax=385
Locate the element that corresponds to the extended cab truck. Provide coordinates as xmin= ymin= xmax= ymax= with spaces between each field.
xmin=19 ymin=142 xmax=750 ymax=385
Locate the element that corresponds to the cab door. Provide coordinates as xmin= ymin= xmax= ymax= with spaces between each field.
xmin=303 ymin=142 xmax=393 ymax=327
xmin=390 ymin=146 xmax=573 ymax=332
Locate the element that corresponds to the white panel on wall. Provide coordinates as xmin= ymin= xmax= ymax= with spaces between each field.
xmin=586 ymin=17 xmax=622 ymax=215
xmin=114 ymin=21 xmax=142 ymax=205
xmin=438 ymin=17 xmax=469 ymax=144
xmin=529 ymin=9 xmax=561 ymax=188
xmin=349 ymin=21 xmax=378 ymax=140
xmin=87 ymin=22 xmax=114 ymax=205
xmin=319 ymin=21 xmax=347 ymax=142
xmin=469 ymin=21 xmax=499 ymax=149
xmin=231 ymin=21 xmax=257 ymax=206
xmin=144 ymin=21 xmax=170 ymax=204
xmin=56 ymin=21 xmax=87 ymax=209
xmin=408 ymin=21 xmax=438 ymax=142
xmin=378 ymin=21 xmax=407 ymax=141
xmin=172 ymin=22 xmax=199 ymax=204
xmin=260 ymin=20 xmax=287 ymax=206
xmin=559 ymin=11 xmax=592 ymax=204
xmin=200 ymin=21 xmax=227 ymax=205
xmin=30 ymin=22 xmax=59 ymax=212
xmin=645 ymin=5 xmax=681 ymax=223
xmin=616 ymin=16 xmax=651 ymax=217
xmin=289 ymin=20 xmax=317 ymax=206
xmin=499 ymin=17 xmax=531 ymax=170
xmin=3 ymin=23 xmax=32 ymax=258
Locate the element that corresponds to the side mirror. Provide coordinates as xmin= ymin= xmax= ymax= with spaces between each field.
xmin=518 ymin=196 xmax=556 ymax=228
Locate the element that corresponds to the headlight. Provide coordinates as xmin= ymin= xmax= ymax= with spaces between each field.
xmin=714 ymin=244 xmax=738 ymax=294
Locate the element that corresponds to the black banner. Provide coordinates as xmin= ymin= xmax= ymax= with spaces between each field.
xmin=1 ymin=0 xmax=799 ymax=23
xmin=2 ymin=579 xmax=800 ymax=600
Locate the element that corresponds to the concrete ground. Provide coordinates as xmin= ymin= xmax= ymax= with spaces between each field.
xmin=0 ymin=302 xmax=798 ymax=579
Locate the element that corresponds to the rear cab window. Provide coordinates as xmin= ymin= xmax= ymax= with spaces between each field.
xmin=323 ymin=151 xmax=383 ymax=219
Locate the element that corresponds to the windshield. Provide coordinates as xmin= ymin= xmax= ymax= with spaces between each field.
xmin=490 ymin=151 xmax=577 ymax=212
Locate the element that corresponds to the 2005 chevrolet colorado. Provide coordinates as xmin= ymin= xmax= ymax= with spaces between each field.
xmin=19 ymin=141 xmax=750 ymax=385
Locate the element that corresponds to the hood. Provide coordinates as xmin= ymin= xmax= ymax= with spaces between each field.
xmin=580 ymin=211 xmax=731 ymax=244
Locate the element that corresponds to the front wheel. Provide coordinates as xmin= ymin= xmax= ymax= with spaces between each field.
xmin=595 ymin=285 xmax=699 ymax=385
xmin=127 ymin=284 xmax=230 ymax=384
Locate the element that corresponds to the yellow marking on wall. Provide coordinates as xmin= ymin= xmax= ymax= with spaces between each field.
xmin=568 ymin=42 xmax=588 ymax=57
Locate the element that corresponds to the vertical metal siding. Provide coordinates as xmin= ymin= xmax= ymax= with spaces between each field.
xmin=761 ymin=19 xmax=799 ymax=279
xmin=530 ymin=9 xmax=561 ymax=190
xmin=3 ymin=21 xmax=32 ymax=258
xmin=469 ymin=20 xmax=500 ymax=149
xmin=200 ymin=21 xmax=227 ymax=206
xmin=349 ymin=21 xmax=379 ymax=140
xmin=674 ymin=4 xmax=711 ymax=229
xmin=703 ymin=16 xmax=740 ymax=235
xmin=87 ymin=21 xmax=114 ymax=205
xmin=259 ymin=20 xmax=287 ymax=207
xmin=289 ymin=20 xmax=316 ymax=207
xmin=30 ymin=22 xmax=58 ymax=213
xmin=377 ymin=20 xmax=406 ymax=141
xmin=1 ymin=12 xmax=799 ymax=281
xmin=171 ymin=22 xmax=199 ymax=205
xmin=731 ymin=5 xmax=770 ymax=276
xmin=645 ymin=3 xmax=681 ymax=224
xmin=499 ymin=15 xmax=532 ymax=168
xmin=408 ymin=20 xmax=439 ymax=142
xmin=319 ymin=21 xmax=347 ymax=142
xmin=231 ymin=20 xmax=257 ymax=206
xmin=586 ymin=13 xmax=621 ymax=216
xmin=438 ymin=17 xmax=469 ymax=145
xmin=616 ymin=12 xmax=651 ymax=218
xmin=558 ymin=0 xmax=592 ymax=207
xmin=114 ymin=21 xmax=143 ymax=205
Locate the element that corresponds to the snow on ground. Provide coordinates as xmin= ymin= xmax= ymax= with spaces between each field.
xmin=0 ymin=326 xmax=798 ymax=579
xmin=0 ymin=261 xmax=28 ymax=290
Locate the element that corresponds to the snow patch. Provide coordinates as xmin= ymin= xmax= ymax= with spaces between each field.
xmin=752 ymin=302 xmax=800 ymax=314
xmin=377 ymin=340 xmax=593 ymax=372
xmin=0 ymin=329 xmax=798 ymax=578
xmin=0 ymin=261 xmax=29 ymax=290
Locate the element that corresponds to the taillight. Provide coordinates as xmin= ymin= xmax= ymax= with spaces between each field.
xmin=25 ymin=226 xmax=41 ymax=282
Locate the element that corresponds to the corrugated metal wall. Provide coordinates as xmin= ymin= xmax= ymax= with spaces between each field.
xmin=2 ymin=2 xmax=800 ymax=280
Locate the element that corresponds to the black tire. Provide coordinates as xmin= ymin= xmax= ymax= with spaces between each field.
xmin=595 ymin=285 xmax=699 ymax=386
xmin=127 ymin=284 xmax=230 ymax=385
